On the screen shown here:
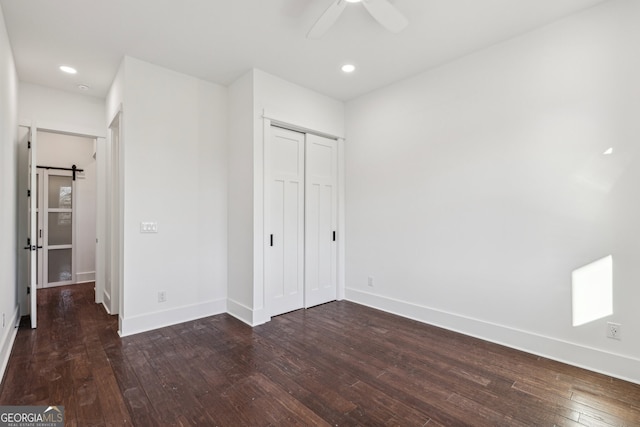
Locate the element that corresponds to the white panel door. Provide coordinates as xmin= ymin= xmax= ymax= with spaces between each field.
xmin=265 ymin=127 xmax=305 ymax=316
xmin=27 ymin=127 xmax=37 ymax=328
xmin=304 ymin=134 xmax=338 ymax=308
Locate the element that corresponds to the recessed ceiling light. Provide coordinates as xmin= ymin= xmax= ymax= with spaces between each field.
xmin=77 ymin=84 xmax=90 ymax=91
xmin=59 ymin=65 xmax=77 ymax=74
xmin=341 ymin=64 xmax=356 ymax=73
xmin=603 ymin=147 xmax=613 ymax=155
xmin=345 ymin=0 xmax=362 ymax=2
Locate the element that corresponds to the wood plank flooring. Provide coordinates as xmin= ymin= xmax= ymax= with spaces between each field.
xmin=1 ymin=283 xmax=639 ymax=426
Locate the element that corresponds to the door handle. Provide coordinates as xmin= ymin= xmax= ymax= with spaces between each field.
xmin=24 ymin=238 xmax=35 ymax=250
xmin=333 ymin=231 xmax=336 ymax=242
xmin=270 ymin=234 xmax=274 ymax=247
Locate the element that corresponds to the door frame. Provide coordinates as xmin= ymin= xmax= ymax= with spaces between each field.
xmin=17 ymin=120 xmax=108 ymax=320
xmin=103 ymin=111 xmax=123 ymax=318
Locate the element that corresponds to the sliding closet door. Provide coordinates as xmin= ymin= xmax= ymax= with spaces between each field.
xmin=265 ymin=127 xmax=305 ymax=316
xmin=304 ymin=134 xmax=338 ymax=308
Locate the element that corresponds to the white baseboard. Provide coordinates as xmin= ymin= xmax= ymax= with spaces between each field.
xmin=346 ymin=288 xmax=640 ymax=385
xmin=253 ymin=308 xmax=270 ymax=326
xmin=102 ymin=290 xmax=112 ymax=314
xmin=76 ymin=271 xmax=96 ymax=283
xmin=226 ymin=299 xmax=253 ymax=325
xmin=227 ymin=299 xmax=269 ymax=327
xmin=0 ymin=306 xmax=20 ymax=385
xmin=102 ymin=289 xmax=112 ymax=314
xmin=101 ymin=303 xmax=112 ymax=315
xmin=119 ymin=298 xmax=227 ymax=337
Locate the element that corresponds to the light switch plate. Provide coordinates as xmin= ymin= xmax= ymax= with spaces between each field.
xmin=140 ymin=221 xmax=158 ymax=233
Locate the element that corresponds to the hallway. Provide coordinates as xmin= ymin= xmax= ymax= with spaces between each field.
xmin=0 ymin=283 xmax=130 ymax=424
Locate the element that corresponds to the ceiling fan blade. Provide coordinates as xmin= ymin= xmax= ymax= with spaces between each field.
xmin=307 ymin=0 xmax=347 ymax=39
xmin=362 ymin=0 xmax=408 ymax=33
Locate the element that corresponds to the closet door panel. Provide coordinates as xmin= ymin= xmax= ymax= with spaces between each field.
xmin=266 ymin=127 xmax=305 ymax=316
xmin=305 ymin=134 xmax=338 ymax=308
xmin=270 ymin=179 xmax=285 ymax=299
xmin=282 ymin=180 xmax=302 ymax=296
xmin=306 ymin=183 xmax=320 ymax=293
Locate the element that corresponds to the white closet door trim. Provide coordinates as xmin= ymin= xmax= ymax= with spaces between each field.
xmin=262 ymin=108 xmax=344 ymax=140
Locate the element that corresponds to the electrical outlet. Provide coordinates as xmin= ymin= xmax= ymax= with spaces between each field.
xmin=368 ymin=276 xmax=374 ymax=287
xmin=2 ymin=313 xmax=5 ymax=328
xmin=158 ymin=291 xmax=167 ymax=303
xmin=607 ymin=322 xmax=621 ymax=340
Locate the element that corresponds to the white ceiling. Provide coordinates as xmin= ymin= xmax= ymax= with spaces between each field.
xmin=0 ymin=0 xmax=610 ymax=101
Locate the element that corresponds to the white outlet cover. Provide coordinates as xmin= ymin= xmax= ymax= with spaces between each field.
xmin=607 ymin=322 xmax=621 ymax=340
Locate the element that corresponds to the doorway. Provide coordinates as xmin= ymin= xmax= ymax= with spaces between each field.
xmin=35 ymin=131 xmax=97 ymax=289
xmin=18 ymin=126 xmax=99 ymax=327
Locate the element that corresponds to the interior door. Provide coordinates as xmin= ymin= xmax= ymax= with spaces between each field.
xmin=265 ymin=126 xmax=305 ymax=316
xmin=36 ymin=171 xmax=44 ymax=288
xmin=27 ymin=127 xmax=37 ymax=328
xmin=44 ymin=170 xmax=75 ymax=287
xmin=304 ymin=134 xmax=338 ymax=308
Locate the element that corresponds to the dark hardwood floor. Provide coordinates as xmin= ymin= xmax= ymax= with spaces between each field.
xmin=1 ymin=283 xmax=639 ymax=426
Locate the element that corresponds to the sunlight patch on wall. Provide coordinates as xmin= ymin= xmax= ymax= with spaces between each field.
xmin=572 ymin=255 xmax=613 ymax=327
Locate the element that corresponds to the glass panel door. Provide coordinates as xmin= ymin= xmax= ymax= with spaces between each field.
xmin=44 ymin=171 xmax=75 ymax=286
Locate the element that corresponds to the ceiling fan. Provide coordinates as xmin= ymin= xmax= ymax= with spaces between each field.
xmin=307 ymin=0 xmax=409 ymax=39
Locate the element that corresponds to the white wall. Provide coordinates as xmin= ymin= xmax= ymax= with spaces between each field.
xmin=254 ymin=69 xmax=344 ymax=139
xmin=37 ymin=131 xmax=97 ymax=283
xmin=226 ymin=68 xmax=345 ymax=325
xmin=113 ymin=57 xmax=228 ymax=336
xmin=19 ymin=82 xmax=105 ymax=137
xmin=0 ymin=3 xmax=19 ymax=384
xmin=345 ymin=0 xmax=640 ymax=383
xmin=106 ymin=62 xmax=124 ymax=124
xmin=227 ymin=70 xmax=255 ymax=319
